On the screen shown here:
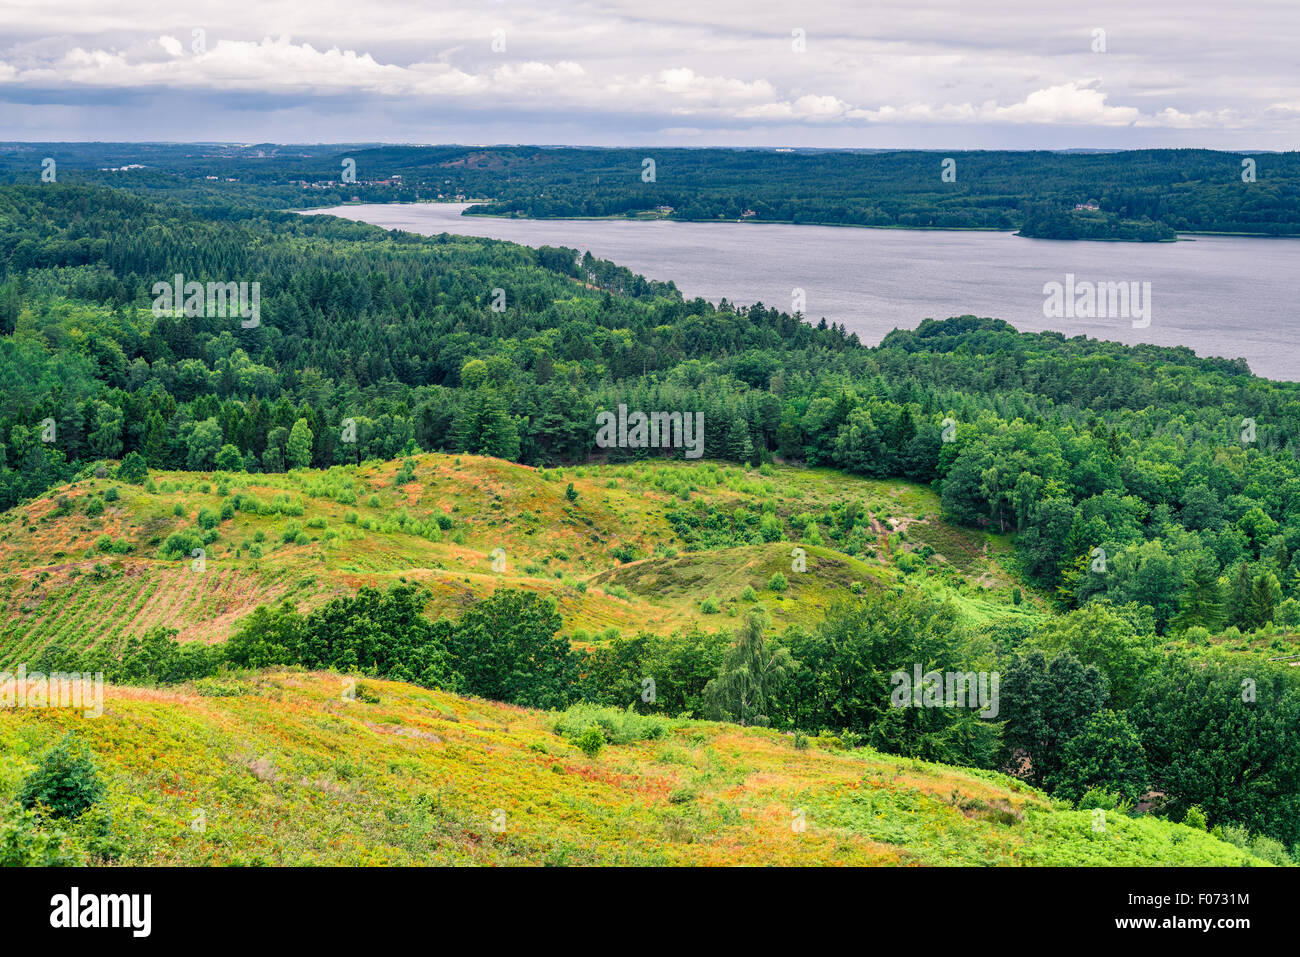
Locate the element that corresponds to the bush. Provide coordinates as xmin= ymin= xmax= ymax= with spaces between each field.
xmin=0 ymin=803 xmax=73 ymax=866
xmin=117 ymin=452 xmax=148 ymax=484
xmin=18 ymin=734 xmax=107 ymax=820
xmin=767 ymin=572 xmax=788 ymax=592
xmin=1183 ymin=805 xmax=1208 ymax=831
xmin=574 ymin=726 xmax=605 ymax=756
xmin=1076 ymin=787 xmax=1132 ymax=813
xmin=553 ymin=703 xmax=674 ymax=745
xmin=159 ymin=530 xmax=203 ymax=560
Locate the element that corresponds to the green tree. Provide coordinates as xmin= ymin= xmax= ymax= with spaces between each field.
xmin=1173 ymin=555 xmax=1225 ymax=632
xmin=185 ymin=417 xmax=224 ymax=471
xmin=445 ymin=589 xmax=575 ymax=708
xmin=1000 ymin=650 xmax=1108 ymax=787
xmin=1246 ymin=571 xmax=1282 ymax=630
xmin=703 ymin=610 xmax=795 ymax=726
xmin=117 ymin=451 xmax=148 ymax=484
xmin=87 ymin=400 xmax=123 ymax=459
xmin=286 ymin=417 xmax=314 ymax=470
xmin=1048 ymin=710 xmax=1148 ymax=805
xmin=214 ymin=443 xmax=244 ymax=471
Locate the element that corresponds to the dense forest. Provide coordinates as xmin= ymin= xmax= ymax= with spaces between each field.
xmin=3 ymin=143 xmax=1298 ymax=239
xmin=5 ymin=178 xmax=1300 ymax=854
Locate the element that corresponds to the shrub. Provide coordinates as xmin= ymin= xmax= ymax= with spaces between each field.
xmin=1076 ymin=787 xmax=1132 ymax=813
xmin=159 ymin=530 xmax=203 ymax=560
xmin=767 ymin=572 xmax=788 ymax=592
xmin=611 ymin=544 xmax=641 ymax=563
xmin=1183 ymin=805 xmax=1208 ymax=831
xmin=553 ymin=703 xmax=674 ymax=745
xmin=18 ymin=735 xmax=107 ymax=819
xmin=0 ymin=804 xmax=73 ymax=866
xmin=574 ymin=726 xmax=605 ymax=756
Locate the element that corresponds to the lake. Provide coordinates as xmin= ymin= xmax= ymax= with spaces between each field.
xmin=305 ymin=203 xmax=1300 ymax=381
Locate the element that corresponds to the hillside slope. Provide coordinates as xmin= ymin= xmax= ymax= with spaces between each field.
xmin=0 ymin=454 xmax=1036 ymax=660
xmin=0 ymin=671 xmax=1266 ymax=866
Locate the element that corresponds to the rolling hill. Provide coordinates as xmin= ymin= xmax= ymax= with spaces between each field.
xmin=0 ymin=454 xmax=1037 ymax=661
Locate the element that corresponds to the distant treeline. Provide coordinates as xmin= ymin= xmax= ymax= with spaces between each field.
xmin=1 ymin=144 xmax=1297 ymax=238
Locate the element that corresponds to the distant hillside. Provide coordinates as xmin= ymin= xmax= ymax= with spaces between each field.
xmin=3 ymin=145 xmax=1298 ymax=239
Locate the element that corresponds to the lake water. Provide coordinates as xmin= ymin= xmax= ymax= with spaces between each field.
xmin=305 ymin=203 xmax=1300 ymax=381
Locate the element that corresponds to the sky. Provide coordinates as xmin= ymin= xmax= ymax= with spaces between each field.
xmin=1 ymin=0 xmax=1298 ymax=148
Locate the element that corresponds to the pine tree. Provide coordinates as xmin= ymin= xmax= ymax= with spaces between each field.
xmin=1228 ymin=564 xmax=1255 ymax=629
xmin=1246 ymin=572 xmax=1282 ymax=630
xmin=1173 ymin=557 xmax=1225 ymax=632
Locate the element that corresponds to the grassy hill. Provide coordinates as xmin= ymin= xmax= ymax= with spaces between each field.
xmin=0 ymin=454 xmax=1039 ymax=661
xmin=0 ymin=670 xmax=1267 ymax=866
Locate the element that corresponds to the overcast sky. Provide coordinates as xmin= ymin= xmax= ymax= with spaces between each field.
xmin=2 ymin=0 xmax=1297 ymax=148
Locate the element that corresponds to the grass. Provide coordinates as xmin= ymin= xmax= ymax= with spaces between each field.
xmin=0 ymin=454 xmax=1038 ymax=662
xmin=0 ymin=671 xmax=1267 ymax=866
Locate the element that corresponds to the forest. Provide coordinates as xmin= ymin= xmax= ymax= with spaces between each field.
xmin=4 ymin=179 xmax=1300 ymax=857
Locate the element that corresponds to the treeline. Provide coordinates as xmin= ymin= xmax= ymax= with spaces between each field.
xmin=5 ymin=145 xmax=1299 ymax=237
xmin=30 ymin=582 xmax=1300 ymax=858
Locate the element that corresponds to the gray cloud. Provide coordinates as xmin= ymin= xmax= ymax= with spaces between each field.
xmin=1 ymin=0 xmax=1296 ymax=146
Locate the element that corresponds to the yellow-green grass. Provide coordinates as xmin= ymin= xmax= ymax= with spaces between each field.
xmin=0 ymin=671 xmax=1266 ymax=866
xmin=0 ymin=454 xmax=1037 ymax=659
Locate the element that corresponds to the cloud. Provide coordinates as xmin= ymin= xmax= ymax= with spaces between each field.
xmin=989 ymin=82 xmax=1140 ymax=126
xmin=0 ymin=0 xmax=1295 ymax=145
